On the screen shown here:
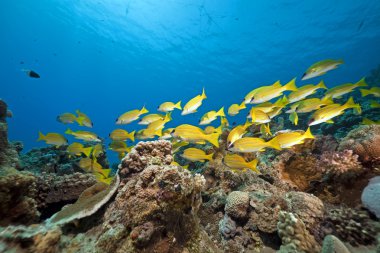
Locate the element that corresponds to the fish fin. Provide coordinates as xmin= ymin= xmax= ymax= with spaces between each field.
xmin=268 ymin=137 xmax=281 ymax=150
xmin=239 ymin=101 xmax=246 ymax=110
xmin=140 ymin=106 xmax=149 ymax=114
xmin=321 ymin=96 xmax=334 ymax=104
xmin=272 ymin=80 xmax=281 ymax=88
xmin=370 ymin=100 xmax=380 ymax=108
xmin=325 ymin=120 xmax=334 ymax=124
xmin=201 ymin=87 xmax=207 ymax=99
xmin=216 ymin=107 xmax=225 ymax=117
xmin=318 ymin=80 xmax=327 ymax=89
xmin=283 ymin=78 xmax=297 ymax=91
xmin=360 ymin=89 xmax=371 ymax=97
xmin=205 ymin=132 xmax=220 ymax=148
xmin=76 ymin=116 xmax=84 ymax=126
xmin=183 ymin=165 xmax=189 ymax=170
xmin=128 ymin=130 xmax=136 ymax=142
xmin=174 ymin=101 xmax=182 ymax=110
xmin=355 ymin=77 xmax=368 ymax=87
xmin=37 ymin=131 xmax=45 ymax=141
xmin=65 ymin=128 xmax=73 ymax=135
xmin=303 ymin=127 xmax=315 ymax=139
xmin=154 ymin=128 xmax=163 ymax=137
xmin=206 ymin=153 xmax=214 ymax=161
xmin=243 ymin=119 xmax=252 ymax=129
xmin=344 ymin=97 xmax=361 ymax=113
xmin=275 ymin=95 xmax=288 ymax=107
xmin=82 ymin=147 xmax=92 ymax=157
xmin=165 ymin=112 xmax=172 ymax=121
xmin=289 ymin=112 xmax=298 ymax=126
xmin=248 ymin=159 xmax=258 ymax=173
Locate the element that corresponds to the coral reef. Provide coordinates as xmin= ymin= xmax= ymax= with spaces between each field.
xmin=362 ymin=176 xmax=380 ymax=218
xmin=338 ymin=125 xmax=380 ymax=164
xmin=321 ymin=235 xmax=351 ymax=253
xmin=225 ymin=191 xmax=250 ymax=220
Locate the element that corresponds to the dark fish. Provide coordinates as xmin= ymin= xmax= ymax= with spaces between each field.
xmin=22 ymin=69 xmax=40 ymax=78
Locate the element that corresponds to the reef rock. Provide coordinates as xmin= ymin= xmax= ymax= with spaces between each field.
xmin=225 ymin=191 xmax=250 ymax=220
xmin=361 ymin=176 xmax=380 ymax=219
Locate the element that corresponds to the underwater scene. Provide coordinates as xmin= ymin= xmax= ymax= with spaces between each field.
xmin=1 ymin=0 xmax=380 ymax=252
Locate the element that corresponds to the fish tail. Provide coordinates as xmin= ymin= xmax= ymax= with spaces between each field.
xmin=118 ymin=152 xmax=126 ymax=160
xmin=318 ymin=80 xmax=327 ymax=89
xmin=217 ymin=107 xmax=225 ymax=117
xmin=165 ymin=112 xmax=172 ymax=121
xmin=321 ymin=96 xmax=333 ymax=104
xmin=344 ymin=97 xmax=361 ymax=114
xmin=265 ymin=123 xmax=272 ymax=136
xmin=76 ymin=116 xmax=84 ymax=126
xmin=283 ymin=78 xmax=297 ymax=91
xmin=303 ymin=127 xmax=315 ymax=139
xmin=82 ymin=147 xmax=93 ymax=157
xmin=174 ymin=101 xmax=182 ymax=110
xmin=65 ymin=128 xmax=73 ymax=135
xmin=267 ymin=137 xmax=281 ymax=150
xmin=140 ymin=106 xmax=149 ymax=114
xmin=370 ymin=100 xmax=380 ymax=108
xmin=355 ymin=77 xmax=368 ymax=87
xmin=248 ymin=159 xmax=259 ymax=173
xmin=154 ymin=128 xmax=163 ymax=137
xmin=362 ymin=118 xmax=374 ymax=125
xmin=243 ymin=119 xmax=252 ymax=129
xmin=275 ymin=95 xmax=288 ymax=107
xmin=128 ymin=131 xmax=136 ymax=142
xmin=206 ymin=153 xmax=214 ymax=161
xmin=239 ymin=101 xmax=246 ymax=109
xmin=205 ymin=132 xmax=220 ymax=148
xmin=201 ymin=87 xmax=207 ymax=99
xmin=37 ymin=131 xmax=45 ymax=141
xmin=290 ymin=112 xmax=299 ymax=126
xmin=360 ymin=89 xmax=371 ymax=97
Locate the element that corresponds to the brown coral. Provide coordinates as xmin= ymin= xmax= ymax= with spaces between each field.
xmin=338 ymin=125 xmax=380 ymax=164
xmin=225 ymin=191 xmax=250 ymax=220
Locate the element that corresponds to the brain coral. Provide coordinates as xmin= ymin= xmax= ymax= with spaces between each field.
xmin=225 ymin=191 xmax=250 ymax=220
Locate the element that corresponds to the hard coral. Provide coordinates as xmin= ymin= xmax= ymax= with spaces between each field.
xmin=277 ymin=211 xmax=321 ymax=253
xmin=225 ymin=191 xmax=250 ymax=220
xmin=362 ymin=176 xmax=380 ymax=218
xmin=338 ymin=125 xmax=380 ymax=164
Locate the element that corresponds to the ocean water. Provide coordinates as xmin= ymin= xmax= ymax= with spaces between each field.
xmin=1 ymin=0 xmax=380 ymax=160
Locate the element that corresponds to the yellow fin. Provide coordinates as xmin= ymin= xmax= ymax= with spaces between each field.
xmin=360 ymin=89 xmax=371 ymax=97
xmin=318 ymin=80 xmax=327 ymax=89
xmin=201 ymin=88 xmax=207 ymax=99
xmin=283 ymin=78 xmax=297 ymax=91
xmin=205 ymin=132 xmax=220 ymax=147
xmin=37 ymin=131 xmax=45 ymax=141
xmin=355 ymin=77 xmax=368 ymax=87
xmin=140 ymin=106 xmax=149 ymax=114
xmin=248 ymin=159 xmax=259 ymax=173
xmin=303 ymin=127 xmax=314 ymax=139
xmin=82 ymin=147 xmax=92 ymax=157
xmin=216 ymin=107 xmax=225 ymax=117
xmin=268 ymin=137 xmax=281 ymax=150
xmin=174 ymin=101 xmax=182 ymax=110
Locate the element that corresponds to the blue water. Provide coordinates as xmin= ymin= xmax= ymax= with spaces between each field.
xmin=1 ymin=0 xmax=380 ymax=161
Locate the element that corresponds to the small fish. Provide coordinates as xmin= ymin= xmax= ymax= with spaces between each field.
xmin=324 ymin=78 xmax=367 ymax=99
xmin=182 ymin=88 xmax=207 ymax=115
xmin=158 ymin=101 xmax=182 ymax=112
xmin=308 ymin=97 xmax=361 ymax=126
xmin=199 ymin=107 xmax=225 ymax=125
xmin=244 ymin=81 xmax=282 ymax=104
xmin=139 ymin=114 xmax=165 ymax=125
xmin=248 ymin=109 xmax=271 ymax=124
xmin=289 ymin=97 xmax=334 ymax=114
xmin=37 ymin=132 xmax=68 ymax=147
xmin=204 ymin=125 xmax=222 ymax=135
xmin=223 ymin=154 xmax=259 ymax=173
xmin=57 ymin=113 xmax=77 ymax=124
xmin=67 ymin=142 xmax=92 ymax=157
xmin=65 ymin=128 xmax=101 ymax=142
xmin=172 ymin=124 xmax=220 ymax=147
xmin=171 ymin=140 xmax=189 ymax=153
xmin=92 ymin=143 xmax=104 ymax=158
xmin=362 ymin=118 xmax=380 ymax=125
xmin=301 ymin=59 xmax=343 ymax=80
xmin=288 ymin=81 xmax=327 ymax=103
xmin=75 ymin=110 xmax=93 ymax=128
xmin=109 ymin=140 xmax=132 ymax=153
xmin=109 ymin=129 xmax=135 ymax=142
xmin=275 ymin=127 xmax=314 ymax=148
xmin=22 ymin=69 xmax=40 ymax=78
xmin=251 ymin=96 xmax=288 ymax=114
xmin=116 ymin=106 xmax=148 ymax=124
xmin=360 ymin=87 xmax=380 ymax=98
xmin=146 ymin=112 xmax=172 ymax=132
xmin=136 ymin=127 xmax=162 ymax=139
xmin=170 ymin=161 xmax=189 ymax=169
xmin=228 ymin=102 xmax=246 ymax=116
xmin=160 ymin=128 xmax=175 ymax=139
xmin=227 ymin=120 xmax=252 ymax=147
xmin=181 ymin=148 xmax=213 ymax=162
xmin=267 ymin=106 xmax=283 ymax=119
xmin=228 ymin=136 xmax=281 ymax=153
xmin=250 ymin=78 xmax=297 ymax=104
xmin=78 ymin=157 xmax=103 ymax=173
xmin=370 ymin=100 xmax=380 ymax=109
xmin=289 ymin=112 xmax=299 ymax=125
xmin=94 ymin=169 xmax=113 ymax=185
xmin=260 ymin=123 xmax=272 ymax=137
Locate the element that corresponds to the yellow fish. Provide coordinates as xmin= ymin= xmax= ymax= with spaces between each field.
xmin=171 ymin=140 xmax=189 ymax=153
xmin=288 ymin=81 xmax=327 ymax=103
xmin=182 ymin=88 xmax=207 ymax=115
xmin=228 ymin=102 xmax=246 ymax=116
xmin=92 ymin=143 xmax=104 ymax=158
xmin=360 ymin=87 xmax=380 ymax=98
xmin=301 ymin=59 xmax=343 ymax=80
xmin=220 ymin=116 xmax=229 ymax=127
xmin=109 ymin=129 xmax=135 ymax=142
xmin=170 ymin=161 xmax=189 ymax=169
xmin=289 ymin=112 xmax=299 ymax=126
xmin=57 ymin=113 xmax=77 ymax=124
xmin=181 ymin=148 xmax=213 ymax=162
xmin=78 ymin=157 xmax=103 ymax=173
xmin=65 ymin=128 xmax=101 ymax=142
xmin=248 ymin=109 xmax=271 ymax=124
xmin=199 ymin=107 xmax=225 ymax=125
xmin=160 ymin=128 xmax=175 ymax=140
xmin=116 ymin=106 xmax=148 ymax=124
xmin=308 ymin=97 xmax=361 ymax=126
xmin=260 ymin=123 xmax=272 ymax=137
xmin=362 ymin=118 xmax=380 ymax=125
xmin=146 ymin=113 xmax=172 ymax=132
xmin=94 ymin=170 xmax=113 ymax=185
xmin=172 ymin=124 xmax=220 ymax=147
xmin=138 ymin=114 xmax=165 ymax=125
xmin=228 ymin=136 xmax=281 ymax=153
xmin=267 ymin=106 xmax=284 ymax=119
xmin=288 ymin=97 xmax=334 ymax=114
xmin=324 ymin=78 xmax=367 ymax=99
xmin=67 ymin=142 xmax=92 ymax=157
xmin=75 ymin=110 xmax=93 ymax=128
xmin=204 ymin=125 xmax=222 ymax=135
xmin=37 ymin=132 xmax=68 ymax=147
xmin=136 ymin=128 xmax=162 ymax=139
xmin=244 ymin=81 xmax=282 ymax=104
xmin=370 ymin=100 xmax=380 ymax=109
xmin=223 ymin=154 xmax=259 ymax=173
xmin=109 ymin=141 xmax=132 ymax=153
xmin=250 ymin=78 xmax=297 ymax=104
xmin=158 ymin=101 xmax=182 ymax=112
xmin=227 ymin=120 xmax=252 ymax=147
xmin=275 ymin=127 xmax=314 ymax=148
